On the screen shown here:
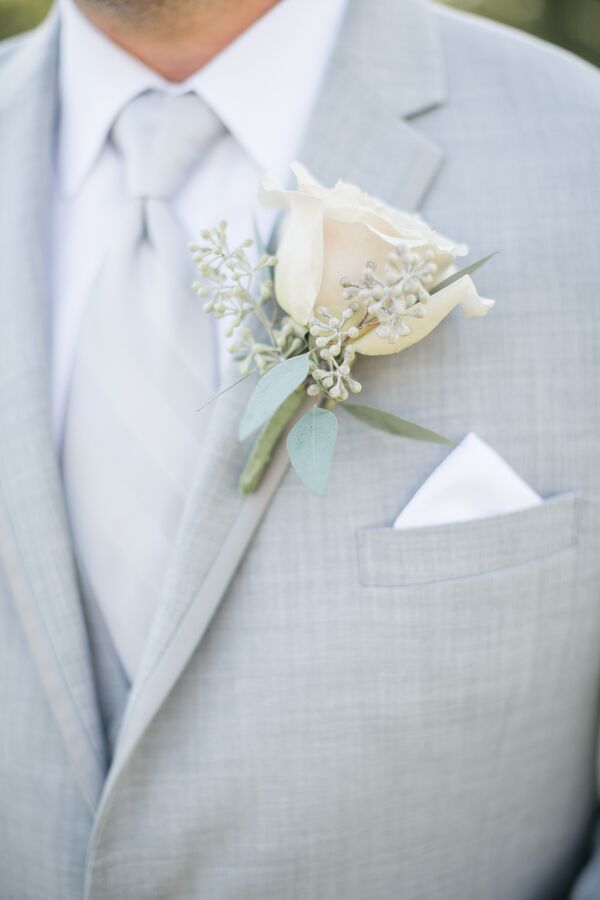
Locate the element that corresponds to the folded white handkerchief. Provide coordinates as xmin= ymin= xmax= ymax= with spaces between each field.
xmin=394 ymin=432 xmax=541 ymax=530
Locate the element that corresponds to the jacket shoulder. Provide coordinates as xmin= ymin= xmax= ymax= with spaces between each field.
xmin=0 ymin=30 xmax=33 ymax=69
xmin=432 ymin=1 xmax=600 ymax=115
xmin=0 ymin=13 xmax=58 ymax=116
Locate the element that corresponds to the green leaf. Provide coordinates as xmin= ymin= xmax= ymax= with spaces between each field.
xmin=287 ymin=407 xmax=338 ymax=496
xmin=343 ymin=404 xmax=454 ymax=446
xmin=430 ymin=252 xmax=497 ymax=296
xmin=239 ymin=353 xmax=309 ymax=441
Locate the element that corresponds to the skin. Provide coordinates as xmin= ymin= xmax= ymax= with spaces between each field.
xmin=76 ymin=0 xmax=280 ymax=81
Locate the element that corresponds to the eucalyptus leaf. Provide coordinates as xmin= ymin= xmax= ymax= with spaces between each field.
xmin=287 ymin=407 xmax=338 ymax=496
xmin=343 ymin=404 xmax=454 ymax=446
xmin=239 ymin=353 xmax=310 ymax=441
xmin=430 ymin=253 xmax=497 ymax=296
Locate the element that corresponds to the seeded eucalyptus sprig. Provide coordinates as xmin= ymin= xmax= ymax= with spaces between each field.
xmin=303 ymin=247 xmax=438 ymax=403
xmin=190 ymin=223 xmax=307 ymax=377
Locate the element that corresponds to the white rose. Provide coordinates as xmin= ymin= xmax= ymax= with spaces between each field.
xmin=259 ymin=163 xmax=494 ymax=356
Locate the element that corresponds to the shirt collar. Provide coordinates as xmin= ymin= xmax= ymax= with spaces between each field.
xmin=58 ymin=0 xmax=348 ymax=197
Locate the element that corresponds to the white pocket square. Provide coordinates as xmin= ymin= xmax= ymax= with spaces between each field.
xmin=394 ymin=432 xmax=541 ymax=530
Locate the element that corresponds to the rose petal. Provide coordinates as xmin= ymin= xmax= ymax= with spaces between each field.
xmin=273 ymin=191 xmax=325 ymax=325
xmin=353 ymin=275 xmax=492 ymax=356
xmin=258 ymin=171 xmax=290 ymax=210
xmin=460 ymin=289 xmax=495 ymax=317
xmin=316 ymin=219 xmax=396 ymax=318
xmin=291 ymin=161 xmax=321 ymax=189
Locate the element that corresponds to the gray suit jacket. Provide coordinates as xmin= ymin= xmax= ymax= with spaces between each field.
xmin=1 ymin=1 xmax=600 ymax=897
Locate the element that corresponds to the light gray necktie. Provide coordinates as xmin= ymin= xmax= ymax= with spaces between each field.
xmin=62 ymin=91 xmax=223 ymax=680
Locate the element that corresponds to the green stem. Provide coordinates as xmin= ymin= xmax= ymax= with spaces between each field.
xmin=238 ymin=386 xmax=306 ymax=495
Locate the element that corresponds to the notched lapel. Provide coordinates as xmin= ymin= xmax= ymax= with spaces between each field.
xmin=108 ymin=0 xmax=448 ymax=785
xmin=301 ymin=0 xmax=446 ymax=211
xmin=0 ymin=11 xmax=106 ymax=810
xmin=301 ymin=62 xmax=444 ymax=212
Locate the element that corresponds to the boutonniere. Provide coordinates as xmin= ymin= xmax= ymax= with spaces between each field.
xmin=190 ymin=164 xmax=495 ymax=496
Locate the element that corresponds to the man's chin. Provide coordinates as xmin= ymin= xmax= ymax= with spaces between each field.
xmin=77 ymin=0 xmax=193 ymax=17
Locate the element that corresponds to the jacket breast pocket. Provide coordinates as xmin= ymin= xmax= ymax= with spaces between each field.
xmin=357 ymin=491 xmax=580 ymax=588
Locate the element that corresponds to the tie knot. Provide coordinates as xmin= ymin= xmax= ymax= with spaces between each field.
xmin=111 ymin=91 xmax=223 ymax=201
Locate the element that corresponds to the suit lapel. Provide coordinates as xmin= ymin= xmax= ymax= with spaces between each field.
xmin=109 ymin=0 xmax=447 ymax=780
xmin=106 ymin=361 xmax=295 ymax=775
xmin=0 ymin=11 xmax=106 ymax=810
xmin=301 ymin=0 xmax=445 ymax=209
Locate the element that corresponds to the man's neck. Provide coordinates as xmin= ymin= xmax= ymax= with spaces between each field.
xmin=75 ymin=0 xmax=280 ymax=82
